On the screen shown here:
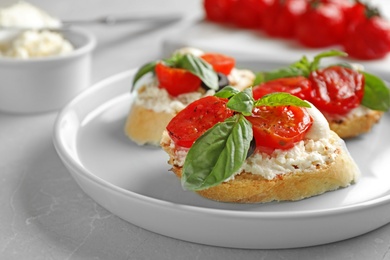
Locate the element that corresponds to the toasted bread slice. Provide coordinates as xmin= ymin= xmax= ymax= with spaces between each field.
xmin=327 ymin=109 xmax=383 ymax=139
xmin=124 ymin=103 xmax=175 ymax=146
xmin=161 ymin=131 xmax=359 ymax=203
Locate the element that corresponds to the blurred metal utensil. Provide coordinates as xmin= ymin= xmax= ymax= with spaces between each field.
xmin=0 ymin=13 xmax=183 ymax=31
xmin=62 ymin=13 xmax=183 ymax=26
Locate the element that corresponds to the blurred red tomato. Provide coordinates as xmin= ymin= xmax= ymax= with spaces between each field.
xmin=295 ymin=1 xmax=346 ymax=47
xmin=262 ymin=0 xmax=306 ymax=38
xmin=204 ymin=0 xmax=235 ymax=23
xmin=343 ymin=3 xmax=390 ymax=60
xmin=230 ymin=0 xmax=272 ymax=29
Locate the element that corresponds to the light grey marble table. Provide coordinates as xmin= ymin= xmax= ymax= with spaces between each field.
xmin=1 ymin=0 xmax=390 ymax=259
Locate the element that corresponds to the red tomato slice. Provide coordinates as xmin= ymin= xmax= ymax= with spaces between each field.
xmin=155 ymin=62 xmax=201 ymax=97
xmin=246 ymin=105 xmax=313 ymax=153
xmin=200 ymin=53 xmax=235 ymax=75
xmin=252 ymin=76 xmax=312 ymax=100
xmin=309 ymin=66 xmax=364 ymax=115
xmin=166 ymin=96 xmax=234 ymax=148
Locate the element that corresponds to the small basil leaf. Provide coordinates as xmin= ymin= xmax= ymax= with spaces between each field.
xmin=182 ymin=114 xmax=252 ymax=191
xmin=258 ymin=66 xmax=307 ymax=83
xmin=289 ymin=55 xmax=311 ymax=77
xmin=361 ymin=71 xmax=390 ymax=111
xmin=227 ymin=88 xmax=254 ymax=116
xmin=310 ymin=50 xmax=347 ymax=71
xmin=179 ymin=54 xmax=219 ymax=90
xmin=162 ymin=53 xmax=182 ymax=67
xmin=254 ymin=50 xmax=349 ymax=86
xmin=131 ymin=61 xmax=158 ymax=92
xmin=214 ymin=86 xmax=240 ymax=99
xmin=255 ymin=92 xmax=311 ymax=108
xmin=253 ymin=72 xmax=265 ymax=85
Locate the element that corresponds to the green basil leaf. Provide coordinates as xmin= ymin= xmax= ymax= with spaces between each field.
xmin=254 ymin=50 xmax=349 ymax=85
xmin=361 ymin=71 xmax=390 ymax=111
xmin=254 ymin=67 xmax=306 ymax=85
xmin=214 ymin=86 xmax=240 ymax=99
xmin=182 ymin=114 xmax=252 ymax=191
xmin=254 ymin=56 xmax=311 ymax=84
xmin=178 ymin=54 xmax=219 ymax=90
xmin=227 ymin=88 xmax=254 ymax=116
xmin=131 ymin=61 xmax=158 ymax=92
xmin=162 ymin=53 xmax=182 ymax=67
xmin=289 ymin=55 xmax=311 ymax=77
xmin=310 ymin=50 xmax=347 ymax=71
xmin=254 ymin=92 xmax=311 ymax=108
xmin=253 ymin=71 xmax=265 ymax=85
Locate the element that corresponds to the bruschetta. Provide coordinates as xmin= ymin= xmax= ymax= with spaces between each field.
xmin=124 ymin=47 xmax=255 ymax=145
xmin=252 ymin=50 xmax=390 ymax=139
xmin=161 ymin=88 xmax=360 ymax=203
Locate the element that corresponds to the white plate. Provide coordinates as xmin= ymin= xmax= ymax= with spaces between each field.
xmin=53 ymin=67 xmax=390 ymax=249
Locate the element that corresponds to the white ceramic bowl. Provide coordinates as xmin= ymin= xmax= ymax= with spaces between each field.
xmin=0 ymin=27 xmax=96 ymax=114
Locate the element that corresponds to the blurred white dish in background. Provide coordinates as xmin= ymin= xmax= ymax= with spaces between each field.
xmin=0 ymin=27 xmax=96 ymax=114
xmin=0 ymin=2 xmax=96 ymax=114
xmin=0 ymin=1 xmax=73 ymax=59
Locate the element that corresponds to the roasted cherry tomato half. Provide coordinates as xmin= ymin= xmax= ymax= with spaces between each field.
xmin=246 ymin=105 xmax=313 ymax=154
xmin=166 ymin=96 xmax=234 ymax=148
xmin=252 ymin=76 xmax=312 ymax=100
xmin=309 ymin=66 xmax=364 ymax=115
xmin=200 ymin=53 xmax=235 ymax=75
xmin=155 ymin=62 xmax=201 ymax=97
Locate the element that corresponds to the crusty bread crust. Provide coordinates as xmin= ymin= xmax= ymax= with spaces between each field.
xmin=162 ymin=132 xmax=359 ymax=203
xmin=328 ymin=110 xmax=383 ymax=139
xmin=124 ymin=103 xmax=175 ymax=146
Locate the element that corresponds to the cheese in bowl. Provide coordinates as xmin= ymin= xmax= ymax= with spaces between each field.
xmin=0 ymin=1 xmax=74 ymax=59
xmin=0 ymin=2 xmax=96 ymax=114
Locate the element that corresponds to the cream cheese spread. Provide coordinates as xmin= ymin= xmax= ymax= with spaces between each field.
xmin=305 ymin=102 xmax=330 ymax=140
xmin=173 ymin=47 xmax=204 ymax=57
xmin=135 ymin=81 xmax=215 ymax=114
